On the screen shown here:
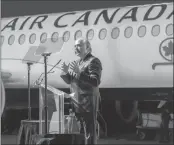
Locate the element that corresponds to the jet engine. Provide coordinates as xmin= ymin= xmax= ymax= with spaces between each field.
xmin=115 ymin=100 xmax=138 ymax=123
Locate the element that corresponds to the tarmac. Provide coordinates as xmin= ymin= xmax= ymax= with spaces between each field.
xmin=1 ymin=133 xmax=173 ymax=145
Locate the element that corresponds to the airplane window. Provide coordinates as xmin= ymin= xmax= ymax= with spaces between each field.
xmin=99 ymin=28 xmax=107 ymax=40
xmin=151 ymin=25 xmax=160 ymax=36
xmin=86 ymin=29 xmax=94 ymax=40
xmin=40 ymin=32 xmax=47 ymax=43
xmin=63 ymin=31 xmax=70 ymax=42
xmin=51 ymin=32 xmax=59 ymax=42
xmin=138 ymin=25 xmax=146 ymax=37
xmin=125 ymin=26 xmax=133 ymax=38
xmin=166 ymin=24 xmax=173 ymax=36
xmin=74 ymin=30 xmax=82 ymax=40
xmin=111 ymin=27 xmax=120 ymax=39
xmin=0 ymin=35 xmax=4 ymax=46
xmin=8 ymin=35 xmax=15 ymax=45
xmin=29 ymin=33 xmax=36 ymax=44
xmin=18 ymin=34 xmax=26 ymax=45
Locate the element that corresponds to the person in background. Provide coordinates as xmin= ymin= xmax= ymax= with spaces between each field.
xmin=159 ymin=102 xmax=171 ymax=143
xmin=60 ymin=37 xmax=102 ymax=144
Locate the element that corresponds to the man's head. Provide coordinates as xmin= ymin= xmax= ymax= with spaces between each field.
xmin=74 ymin=37 xmax=91 ymax=58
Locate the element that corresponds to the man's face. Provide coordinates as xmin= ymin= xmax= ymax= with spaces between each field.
xmin=74 ymin=40 xmax=87 ymax=58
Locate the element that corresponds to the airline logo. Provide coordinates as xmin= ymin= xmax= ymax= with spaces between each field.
xmin=1 ymin=4 xmax=173 ymax=32
xmin=160 ymin=38 xmax=173 ymax=62
xmin=152 ymin=37 xmax=173 ymax=70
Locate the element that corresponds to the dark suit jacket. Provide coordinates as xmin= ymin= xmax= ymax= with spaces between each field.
xmin=60 ymin=53 xmax=102 ymax=113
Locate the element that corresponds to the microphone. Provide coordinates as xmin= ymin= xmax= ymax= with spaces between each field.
xmin=34 ymin=59 xmax=62 ymax=85
xmin=47 ymin=59 xmax=62 ymax=74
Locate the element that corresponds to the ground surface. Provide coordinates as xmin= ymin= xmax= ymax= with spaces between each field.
xmin=1 ymin=134 xmax=173 ymax=145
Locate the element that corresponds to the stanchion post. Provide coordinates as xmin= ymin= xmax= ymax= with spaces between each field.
xmin=22 ymin=46 xmax=42 ymax=121
xmin=42 ymin=53 xmax=51 ymax=135
xmin=27 ymin=62 xmax=33 ymax=120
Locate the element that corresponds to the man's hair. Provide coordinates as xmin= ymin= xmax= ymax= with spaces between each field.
xmin=76 ymin=37 xmax=92 ymax=53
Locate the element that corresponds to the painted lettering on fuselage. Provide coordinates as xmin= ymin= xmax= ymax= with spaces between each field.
xmin=1 ymin=4 xmax=173 ymax=32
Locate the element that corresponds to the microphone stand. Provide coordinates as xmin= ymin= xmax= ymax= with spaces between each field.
xmin=33 ymin=39 xmax=64 ymax=135
xmin=27 ymin=62 xmax=33 ymax=120
xmin=34 ymin=59 xmax=61 ymax=86
xmin=42 ymin=53 xmax=51 ymax=135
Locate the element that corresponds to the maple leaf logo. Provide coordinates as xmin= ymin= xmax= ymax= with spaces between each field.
xmin=160 ymin=39 xmax=174 ymax=62
xmin=153 ymin=38 xmax=173 ymax=69
xmin=163 ymin=41 xmax=173 ymax=56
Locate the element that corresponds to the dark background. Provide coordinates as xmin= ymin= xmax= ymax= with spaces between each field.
xmin=1 ymin=0 xmax=173 ymax=18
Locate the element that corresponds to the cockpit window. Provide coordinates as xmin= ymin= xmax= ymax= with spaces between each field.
xmin=0 ymin=35 xmax=4 ymax=46
xmin=29 ymin=33 xmax=36 ymax=44
xmin=111 ymin=27 xmax=120 ymax=39
xmin=99 ymin=28 xmax=107 ymax=40
xmin=86 ymin=29 xmax=94 ymax=40
xmin=40 ymin=32 xmax=47 ymax=43
xmin=74 ymin=30 xmax=82 ymax=40
xmin=8 ymin=35 xmax=15 ymax=45
xmin=166 ymin=24 xmax=173 ymax=36
xmin=51 ymin=32 xmax=59 ymax=42
xmin=63 ymin=31 xmax=70 ymax=42
xmin=125 ymin=26 xmax=133 ymax=38
xmin=151 ymin=25 xmax=160 ymax=36
xmin=138 ymin=25 xmax=146 ymax=37
xmin=18 ymin=34 xmax=26 ymax=45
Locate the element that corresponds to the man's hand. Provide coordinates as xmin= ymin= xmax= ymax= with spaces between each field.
xmin=70 ymin=61 xmax=80 ymax=75
xmin=60 ymin=62 xmax=69 ymax=73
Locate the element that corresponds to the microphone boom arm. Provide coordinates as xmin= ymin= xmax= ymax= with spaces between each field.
xmin=34 ymin=59 xmax=62 ymax=85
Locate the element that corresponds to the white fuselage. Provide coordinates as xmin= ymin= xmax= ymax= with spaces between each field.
xmin=1 ymin=2 xmax=173 ymax=89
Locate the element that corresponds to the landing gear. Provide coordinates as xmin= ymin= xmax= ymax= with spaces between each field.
xmin=136 ymin=129 xmax=156 ymax=140
xmin=136 ymin=129 xmax=146 ymax=140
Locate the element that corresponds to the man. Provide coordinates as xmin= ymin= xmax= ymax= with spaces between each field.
xmin=159 ymin=103 xmax=171 ymax=143
xmin=60 ymin=37 xmax=102 ymax=144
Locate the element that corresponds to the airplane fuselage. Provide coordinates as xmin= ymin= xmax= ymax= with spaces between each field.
xmin=1 ymin=3 xmax=173 ymax=92
xmin=1 ymin=2 xmax=173 ymax=134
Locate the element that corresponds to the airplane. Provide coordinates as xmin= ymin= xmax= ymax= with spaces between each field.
xmin=0 ymin=2 xmax=173 ymax=135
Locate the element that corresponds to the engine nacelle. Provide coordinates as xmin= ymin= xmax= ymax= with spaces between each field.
xmin=115 ymin=101 xmax=138 ymax=124
xmin=1 ymin=81 xmax=6 ymax=116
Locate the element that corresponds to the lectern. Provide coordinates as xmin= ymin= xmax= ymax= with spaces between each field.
xmin=17 ymin=40 xmax=64 ymax=145
xmin=34 ymin=38 xmax=64 ymax=134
